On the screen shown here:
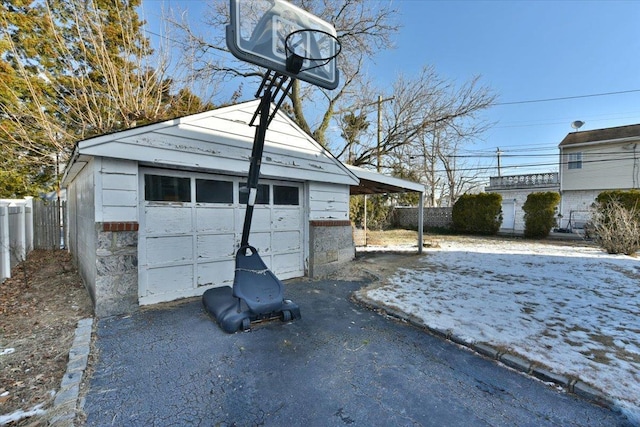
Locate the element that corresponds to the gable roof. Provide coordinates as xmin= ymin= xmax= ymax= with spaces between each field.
xmin=559 ymin=123 xmax=640 ymax=148
xmin=62 ymin=100 xmax=358 ymax=186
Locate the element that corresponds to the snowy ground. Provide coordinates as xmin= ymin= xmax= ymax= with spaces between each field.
xmin=360 ymin=237 xmax=640 ymax=424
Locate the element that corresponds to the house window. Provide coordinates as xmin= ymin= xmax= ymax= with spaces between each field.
xmin=239 ymin=183 xmax=270 ymax=205
xmin=273 ymin=185 xmax=299 ymax=205
xmin=144 ymin=175 xmax=191 ymax=202
xmin=196 ymin=179 xmax=233 ymax=203
xmin=568 ymin=152 xmax=582 ymax=169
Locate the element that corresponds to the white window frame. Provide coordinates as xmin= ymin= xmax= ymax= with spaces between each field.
xmin=568 ymin=152 xmax=582 ymax=170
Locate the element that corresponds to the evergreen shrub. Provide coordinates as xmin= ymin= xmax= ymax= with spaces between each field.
xmin=522 ymin=192 xmax=560 ymax=239
xmin=452 ymin=193 xmax=502 ymax=235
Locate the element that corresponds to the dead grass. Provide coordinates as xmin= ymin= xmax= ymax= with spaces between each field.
xmin=0 ymin=250 xmax=92 ymax=426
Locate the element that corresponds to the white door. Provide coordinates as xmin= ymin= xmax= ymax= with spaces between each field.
xmin=501 ymin=200 xmax=516 ymax=231
xmin=138 ymin=168 xmax=304 ymax=305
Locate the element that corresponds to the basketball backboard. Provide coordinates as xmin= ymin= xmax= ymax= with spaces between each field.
xmin=226 ymin=0 xmax=340 ymax=90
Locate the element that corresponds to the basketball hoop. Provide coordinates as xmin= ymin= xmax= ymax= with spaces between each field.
xmin=284 ymin=29 xmax=342 ymax=74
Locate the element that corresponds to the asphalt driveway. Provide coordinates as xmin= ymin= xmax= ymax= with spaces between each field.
xmin=83 ymin=277 xmax=631 ymax=426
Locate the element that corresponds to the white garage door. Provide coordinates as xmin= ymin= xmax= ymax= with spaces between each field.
xmin=138 ymin=168 xmax=304 ymax=305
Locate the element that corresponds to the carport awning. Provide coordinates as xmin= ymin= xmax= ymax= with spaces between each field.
xmin=345 ymin=165 xmax=425 ymax=253
xmin=346 ymin=165 xmax=425 ymax=195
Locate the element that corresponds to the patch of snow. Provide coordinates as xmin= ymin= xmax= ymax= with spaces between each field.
xmin=0 ymin=348 xmax=15 ymax=356
xmin=363 ymin=239 xmax=640 ymax=423
xmin=0 ymin=404 xmax=46 ymax=426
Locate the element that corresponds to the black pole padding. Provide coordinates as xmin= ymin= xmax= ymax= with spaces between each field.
xmin=240 ymin=90 xmax=272 ymax=247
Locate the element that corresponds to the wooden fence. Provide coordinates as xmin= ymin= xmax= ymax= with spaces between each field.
xmin=33 ymin=199 xmax=67 ymax=250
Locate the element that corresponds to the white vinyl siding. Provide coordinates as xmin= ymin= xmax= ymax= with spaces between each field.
xmin=79 ymin=101 xmax=358 ymax=188
xmin=308 ymin=182 xmax=350 ymax=221
xmin=67 ymin=159 xmax=97 ymax=300
xmin=562 ymin=142 xmax=638 ymax=191
xmin=99 ymin=158 xmax=138 ymax=222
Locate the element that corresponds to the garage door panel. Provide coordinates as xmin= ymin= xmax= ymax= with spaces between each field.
xmin=146 ymin=236 xmax=193 ymax=266
xmin=238 ymin=207 xmax=271 ymax=231
xmin=146 ymin=265 xmax=194 ymax=295
xmin=272 ymin=209 xmax=301 ymax=230
xmin=145 ymin=206 xmax=192 ymax=234
xmin=198 ymin=260 xmax=234 ymax=287
xmin=249 ymin=232 xmax=272 ymax=255
xmin=197 ymin=207 xmax=235 ymax=232
xmin=197 ymin=234 xmax=236 ymax=259
xmin=272 ymin=231 xmax=301 ymax=253
xmin=272 ymin=252 xmax=302 ymax=277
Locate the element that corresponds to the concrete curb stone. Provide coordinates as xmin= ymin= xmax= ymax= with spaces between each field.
xmin=50 ymin=317 xmax=94 ymax=427
xmin=500 ymin=353 xmax=532 ymax=374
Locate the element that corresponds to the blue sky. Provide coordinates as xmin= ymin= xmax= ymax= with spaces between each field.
xmin=378 ymin=0 xmax=640 ymax=178
xmin=142 ymin=0 xmax=640 ymax=180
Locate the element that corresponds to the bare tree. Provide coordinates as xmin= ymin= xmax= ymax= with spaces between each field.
xmin=168 ymin=0 xmax=399 ymax=146
xmin=347 ymin=67 xmax=495 ymax=205
xmin=167 ymin=2 xmax=495 ymax=204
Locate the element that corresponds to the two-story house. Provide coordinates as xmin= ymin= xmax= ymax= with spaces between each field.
xmin=559 ymin=123 xmax=640 ymax=230
xmin=486 ymin=123 xmax=640 ymax=234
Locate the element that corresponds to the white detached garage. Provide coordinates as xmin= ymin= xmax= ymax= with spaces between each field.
xmin=62 ymin=101 xmax=361 ymax=317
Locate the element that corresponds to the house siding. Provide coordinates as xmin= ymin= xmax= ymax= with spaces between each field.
xmin=561 ymin=142 xmax=638 ymax=191
xmin=100 ymin=158 xmax=138 ymax=222
xmin=67 ymin=159 xmax=97 ymax=304
xmin=80 ymin=102 xmax=357 ymax=187
xmin=308 ymin=182 xmax=350 ymax=221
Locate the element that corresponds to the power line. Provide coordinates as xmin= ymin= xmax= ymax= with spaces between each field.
xmin=494 ymin=89 xmax=640 ymax=106
xmin=431 ymin=155 xmax=640 ymax=174
xmin=450 ymin=150 xmax=635 ymax=159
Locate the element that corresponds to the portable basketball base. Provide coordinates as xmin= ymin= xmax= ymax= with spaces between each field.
xmin=202 ymin=73 xmax=301 ymax=333
xmin=203 ymin=0 xmax=340 ymax=333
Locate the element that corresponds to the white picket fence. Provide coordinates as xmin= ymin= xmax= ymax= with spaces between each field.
xmin=0 ymin=197 xmax=34 ymax=281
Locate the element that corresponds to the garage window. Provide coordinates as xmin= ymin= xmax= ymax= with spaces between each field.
xmin=239 ymin=183 xmax=269 ymax=205
xmin=196 ymin=179 xmax=233 ymax=203
xmin=274 ymin=185 xmax=299 ymax=205
xmin=145 ymin=175 xmax=191 ymax=202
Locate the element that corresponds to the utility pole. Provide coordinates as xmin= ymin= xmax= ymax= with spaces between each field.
xmin=496 ymin=147 xmax=503 ymax=177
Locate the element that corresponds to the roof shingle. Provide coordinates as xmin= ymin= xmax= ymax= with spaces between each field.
xmin=559 ymin=123 xmax=640 ymax=147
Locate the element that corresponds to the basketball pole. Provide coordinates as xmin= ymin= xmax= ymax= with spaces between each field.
xmin=240 ymin=88 xmax=271 ymax=248
xmin=240 ymin=72 xmax=294 ymax=249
